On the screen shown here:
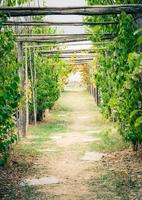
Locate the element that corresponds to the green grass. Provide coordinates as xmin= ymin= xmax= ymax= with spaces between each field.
xmin=89 ymin=169 xmax=141 ymax=200
xmin=90 ymin=128 xmax=129 ymax=153
xmin=14 ymin=95 xmax=71 ymax=161
xmin=15 ymin=118 xmax=68 ymax=156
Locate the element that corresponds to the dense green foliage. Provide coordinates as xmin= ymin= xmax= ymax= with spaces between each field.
xmin=29 ymin=23 xmax=71 ymax=121
xmin=87 ymin=0 xmax=142 ymax=149
xmin=0 ymin=0 xmax=32 ymax=164
xmin=0 ymin=28 xmax=20 ymax=162
xmin=36 ymin=56 xmax=60 ymax=119
xmin=0 ymin=0 xmax=30 ymax=6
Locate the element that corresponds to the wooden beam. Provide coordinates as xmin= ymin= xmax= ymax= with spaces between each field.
xmin=5 ymin=20 xmax=118 ymax=26
xmin=24 ymin=43 xmax=91 ymax=48
xmin=17 ymin=33 xmax=92 ymax=37
xmin=16 ymin=38 xmax=89 ymax=43
xmin=46 ymin=55 xmax=95 ymax=58
xmin=16 ymin=35 xmax=89 ymax=40
xmin=16 ymin=34 xmax=115 ymax=42
xmin=61 ymin=57 xmax=95 ymax=60
xmin=69 ymin=61 xmax=92 ymax=64
xmin=23 ymin=41 xmax=111 ymax=49
xmin=0 ymin=5 xmax=142 ymax=17
xmin=40 ymin=48 xmax=106 ymax=54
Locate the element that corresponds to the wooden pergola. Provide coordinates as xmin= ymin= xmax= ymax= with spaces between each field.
xmin=5 ymin=4 xmax=141 ymax=136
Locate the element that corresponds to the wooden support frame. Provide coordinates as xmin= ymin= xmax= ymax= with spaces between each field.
xmin=18 ymin=33 xmax=92 ymax=37
xmin=16 ymin=33 xmax=116 ymax=42
xmin=29 ymin=48 xmax=37 ymax=126
xmin=23 ymin=41 xmax=111 ymax=49
xmin=16 ymin=38 xmax=90 ymax=43
xmin=62 ymin=58 xmax=94 ymax=61
xmin=16 ymin=35 xmax=89 ymax=40
xmin=4 ymin=20 xmax=118 ymax=26
xmin=69 ymin=61 xmax=92 ymax=65
xmin=51 ymin=55 xmax=95 ymax=58
xmin=40 ymin=48 xmax=106 ymax=54
xmin=18 ymin=42 xmax=28 ymax=137
xmin=0 ymin=5 xmax=142 ymax=17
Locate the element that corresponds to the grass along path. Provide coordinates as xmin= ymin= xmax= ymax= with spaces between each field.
xmin=1 ymin=86 xmax=141 ymax=200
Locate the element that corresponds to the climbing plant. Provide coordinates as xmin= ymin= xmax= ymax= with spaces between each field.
xmin=87 ymin=0 xmax=142 ymax=150
xmin=0 ymin=0 xmax=34 ymax=165
xmin=28 ymin=21 xmax=71 ymax=121
xmin=35 ymin=55 xmax=60 ymax=120
xmin=0 ymin=21 xmax=21 ymax=164
xmin=0 ymin=0 xmax=30 ymax=6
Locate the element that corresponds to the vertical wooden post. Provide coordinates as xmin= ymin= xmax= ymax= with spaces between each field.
xmin=96 ymin=87 xmax=99 ymax=106
xmin=18 ymin=42 xmax=28 ymax=137
xmin=29 ymin=47 xmax=37 ymax=125
xmin=25 ymin=47 xmax=29 ymax=134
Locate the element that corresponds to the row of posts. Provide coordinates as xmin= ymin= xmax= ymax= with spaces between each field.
xmin=17 ymin=41 xmax=37 ymax=138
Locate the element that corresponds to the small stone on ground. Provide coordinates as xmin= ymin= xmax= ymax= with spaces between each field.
xmin=81 ymin=152 xmax=105 ymax=161
xmin=20 ymin=176 xmax=60 ymax=186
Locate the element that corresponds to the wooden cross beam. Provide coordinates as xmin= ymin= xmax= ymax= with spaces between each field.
xmin=56 ymin=55 xmax=95 ymax=58
xmin=40 ymin=48 xmax=106 ymax=54
xmin=16 ymin=35 xmax=89 ymax=40
xmin=17 ymin=33 xmax=92 ymax=37
xmin=65 ymin=59 xmax=93 ymax=64
xmin=16 ymin=34 xmax=116 ymax=42
xmin=23 ymin=41 xmax=111 ymax=49
xmin=70 ymin=62 xmax=90 ymax=64
xmin=0 ymin=5 xmax=142 ymax=17
xmin=4 ymin=21 xmax=118 ymax=26
xmin=62 ymin=58 xmax=94 ymax=61
xmin=44 ymin=53 xmax=96 ymax=57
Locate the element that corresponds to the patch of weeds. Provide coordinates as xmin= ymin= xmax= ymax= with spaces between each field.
xmin=53 ymin=96 xmax=73 ymax=113
xmin=14 ymin=119 xmax=68 ymax=159
xmin=89 ymin=170 xmax=138 ymax=200
xmin=53 ymin=103 xmax=72 ymax=112
xmin=30 ymin=120 xmax=67 ymax=135
xmin=2 ymin=184 xmax=42 ymax=200
xmin=28 ymin=120 xmax=67 ymax=143
xmin=90 ymin=129 xmax=129 ymax=153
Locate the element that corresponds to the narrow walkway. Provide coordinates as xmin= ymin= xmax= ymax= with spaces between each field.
xmin=1 ymin=87 xmax=140 ymax=200
xmin=21 ymin=87 xmax=111 ymax=200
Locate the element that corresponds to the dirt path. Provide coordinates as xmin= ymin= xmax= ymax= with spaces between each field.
xmin=1 ymin=86 xmax=141 ymax=200
xmin=1 ymin=87 xmax=117 ymax=200
xmin=22 ymin=87 xmax=110 ymax=200
xmin=2 ymin=86 xmax=141 ymax=200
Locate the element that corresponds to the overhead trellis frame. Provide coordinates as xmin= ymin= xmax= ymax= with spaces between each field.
xmin=4 ymin=21 xmax=118 ymax=26
xmin=12 ymin=4 xmax=142 ymax=137
xmin=0 ymin=5 xmax=142 ymax=17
